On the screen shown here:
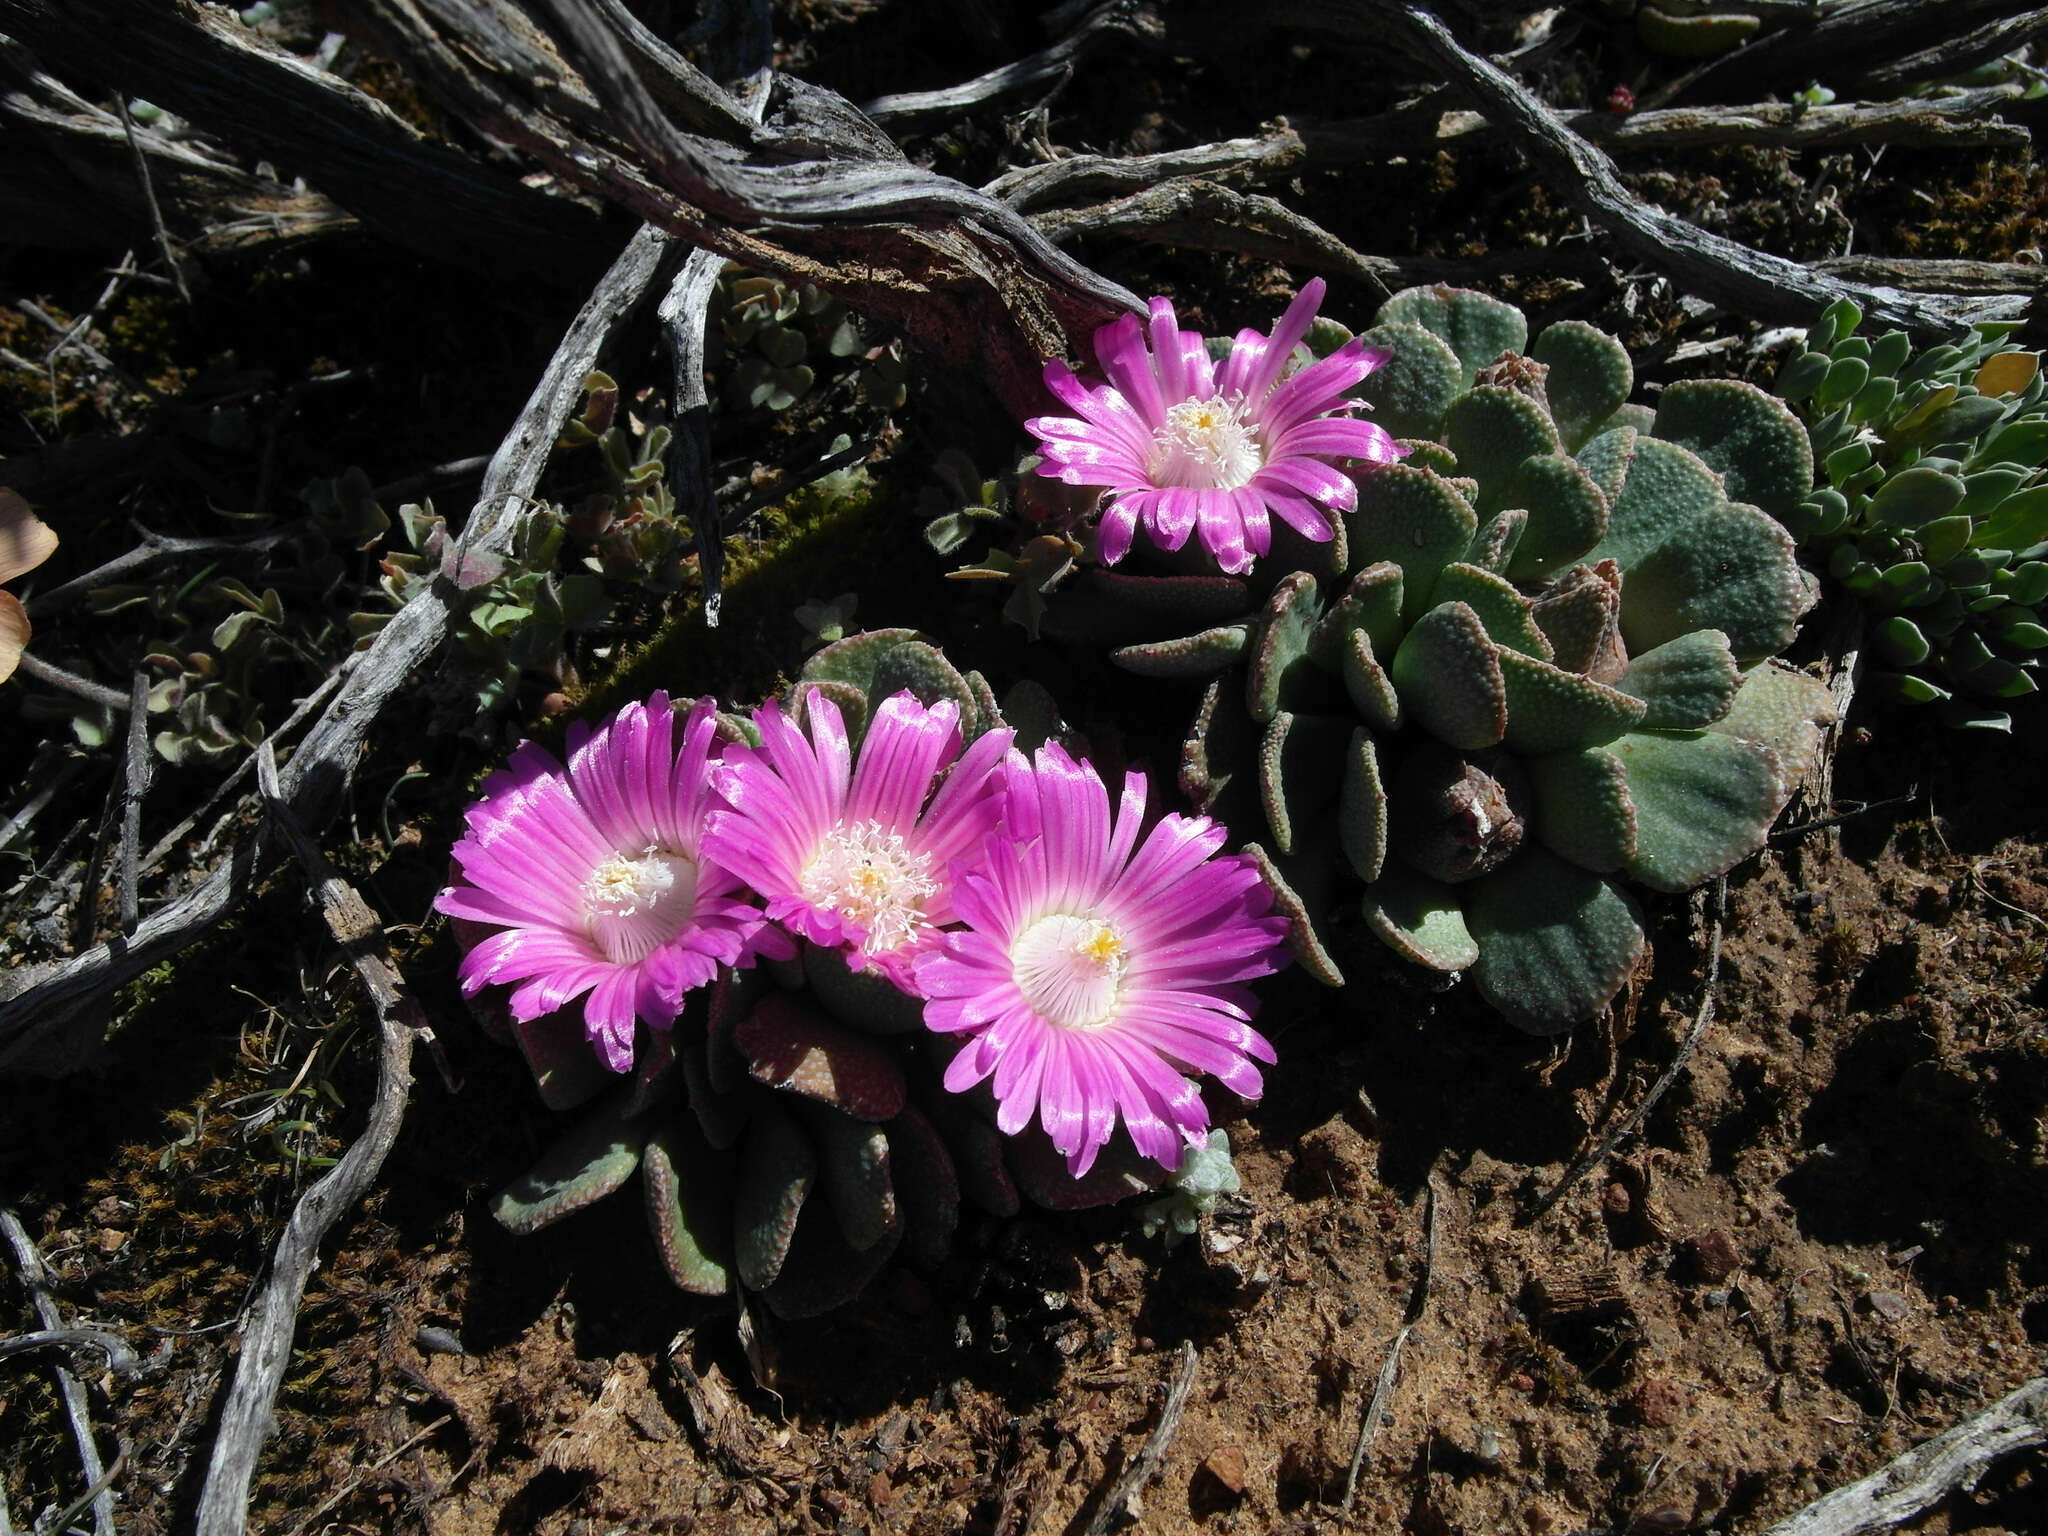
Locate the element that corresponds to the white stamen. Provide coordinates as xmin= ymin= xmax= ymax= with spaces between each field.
xmin=583 ymin=846 xmax=699 ymax=965
xmin=1148 ymin=394 xmax=1264 ymax=490
xmin=799 ymin=819 xmax=938 ymax=955
xmin=1011 ymin=913 xmax=1128 ymax=1030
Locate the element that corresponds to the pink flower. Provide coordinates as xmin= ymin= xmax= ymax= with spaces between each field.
xmin=1024 ymin=278 xmax=1403 ymax=576
xmin=437 ymin=693 xmax=787 ymax=1072
xmin=704 ymin=689 xmax=1014 ymax=993
xmin=915 ymin=744 xmax=1290 ymax=1176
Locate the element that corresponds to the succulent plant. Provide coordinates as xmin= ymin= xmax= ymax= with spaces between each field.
xmin=1134 ymin=1129 xmax=1241 ymax=1249
xmin=1772 ymin=299 xmax=2047 ymax=730
xmin=713 ymin=271 xmax=908 ymax=414
xmin=1042 ymin=285 xmax=1834 ymax=1032
xmin=480 ymin=636 xmax=1169 ymax=1316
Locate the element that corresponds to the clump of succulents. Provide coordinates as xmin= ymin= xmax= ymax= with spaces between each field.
xmin=451 ymin=631 xmax=1289 ymax=1315
xmin=714 ymin=270 xmax=907 ymax=414
xmin=1772 ymin=299 xmax=2046 ymax=729
xmin=1031 ymin=283 xmax=1834 ymax=1032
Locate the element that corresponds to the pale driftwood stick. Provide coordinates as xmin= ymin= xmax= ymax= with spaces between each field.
xmin=10 ymin=651 xmax=132 ymax=712
xmin=1572 ymin=87 xmax=2029 ymax=153
xmin=117 ymin=667 xmax=149 ymax=934
xmin=353 ymin=0 xmax=1138 ymax=414
xmin=1523 ymin=877 xmax=1727 ymax=1227
xmin=0 ymin=1207 xmax=117 ymax=1536
xmin=862 ymin=0 xmax=1152 ymax=127
xmin=1858 ymin=12 xmax=2048 ymax=94
xmin=1342 ymin=1172 xmax=1443 ymax=1512
xmin=192 ymin=742 xmax=425 ymax=1536
xmin=660 ymin=13 xmax=771 ymax=629
xmin=1762 ymin=1378 xmax=2048 ymax=1536
xmin=112 ymin=92 xmax=190 ymax=304
xmin=0 ymin=224 xmax=683 ymax=1072
xmin=987 ymin=128 xmax=1305 ymax=213
xmin=1033 ymin=179 xmax=1400 ymax=300
xmin=26 ymin=527 xmax=295 ymax=619
xmin=1377 ymin=3 xmax=2021 ymax=338
xmin=1084 ymin=1339 xmax=1200 ymax=1536
xmin=1811 ymin=257 xmax=2048 ymax=299
xmin=0 ymin=1326 xmax=140 ymax=1374
xmin=0 ymin=0 xmax=611 ymax=281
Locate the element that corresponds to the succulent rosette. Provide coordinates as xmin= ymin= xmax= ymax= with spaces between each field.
xmin=437 ymin=692 xmax=788 ymax=1072
xmin=1024 ymin=278 xmax=1405 ymax=575
xmin=704 ymin=687 xmax=1015 ymax=993
xmin=917 ymin=742 xmax=1289 ymax=1176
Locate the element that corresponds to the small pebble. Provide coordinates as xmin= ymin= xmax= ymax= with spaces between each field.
xmin=1199 ymin=1444 xmax=1248 ymax=1497
xmin=1865 ymin=1290 xmax=1910 ymax=1322
xmin=416 ymin=1325 xmax=464 ymax=1356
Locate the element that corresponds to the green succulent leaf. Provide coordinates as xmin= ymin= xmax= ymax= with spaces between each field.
xmin=1374 ymin=285 xmax=1528 ymax=385
xmin=1616 ymin=630 xmax=1742 ymax=729
xmin=1971 ymin=485 xmax=2048 ymax=552
xmin=1258 ymin=710 xmax=1347 ymax=856
xmin=1244 ymin=840 xmax=1345 ymax=986
xmin=1526 ymin=748 xmax=1637 ymax=872
xmin=1466 ymin=508 xmax=1528 ymax=575
xmin=802 ymin=1102 xmax=898 ymax=1252
xmin=1501 ymin=454 xmax=1610 ymax=583
xmin=1653 ymin=380 xmax=1813 ymax=519
xmin=492 ymin=1093 xmax=650 ymax=1235
xmin=734 ymin=995 xmax=908 ymax=1121
xmin=1611 ymin=730 xmax=1788 ymax=892
xmin=1112 ymin=625 xmax=1251 ymax=677
xmin=1581 ymin=432 xmax=1727 ymax=571
xmin=1867 ymin=466 xmax=1966 ymax=529
xmin=1435 ymin=562 xmax=1551 ymax=659
xmin=1967 ymin=418 xmax=2048 ymax=473
xmin=1348 ymin=464 xmax=1479 ymax=621
xmin=1878 ymin=614 xmax=1933 ymax=666
xmin=761 ymin=1203 xmax=902 ymax=1320
xmin=1921 ymin=515 xmax=1974 ymax=567
xmin=1340 ymin=625 xmax=1402 ymax=732
xmin=793 ymin=678 xmax=869 ymax=743
xmin=1532 ymin=320 xmax=1633 ymax=453
xmin=643 ymin=1117 xmax=735 ymax=1296
xmin=1320 ymin=562 xmax=1405 ymax=659
xmin=680 ymin=1038 xmax=750 ymax=1150
xmin=870 ymin=639 xmax=977 ymax=725
xmin=1247 ymin=572 xmax=1329 ymax=724
xmin=1702 ymin=660 xmax=1834 ymax=797
xmin=733 ymin=1102 xmax=817 ymax=1291
xmin=512 ymin=1010 xmax=613 ymax=1112
xmin=886 ymin=1105 xmax=960 ymax=1273
xmin=800 ymin=941 xmax=926 ymax=1035
xmin=1392 ymin=601 xmax=1508 ymax=750
xmin=1356 ymin=322 xmax=1464 ymax=441
xmin=1445 ymin=387 xmax=1562 ymax=510
xmin=1361 ymin=860 xmax=1479 ymax=973
xmin=1040 ymin=568 xmax=1251 ymax=647
xmin=1498 ymin=648 xmax=1647 ymax=753
xmin=1620 ymin=501 xmax=1810 ymax=661
xmin=1339 ymin=727 xmax=1389 ymax=884
xmin=1465 ymin=849 xmax=1645 ymax=1032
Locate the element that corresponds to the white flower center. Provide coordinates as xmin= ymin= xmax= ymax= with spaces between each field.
xmin=799 ymin=819 xmax=937 ymax=955
xmin=583 ymin=846 xmax=699 ymax=965
xmin=1148 ymin=394 xmax=1264 ymax=490
xmin=1011 ymin=913 xmax=1128 ymax=1030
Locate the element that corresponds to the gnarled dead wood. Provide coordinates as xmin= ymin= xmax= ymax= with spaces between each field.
xmin=987 ymin=128 xmax=1305 ymax=213
xmin=348 ymin=0 xmax=1138 ymax=413
xmin=1371 ymin=3 xmax=2021 ymax=339
xmin=0 ymin=224 xmax=685 ymax=1071
xmin=0 ymin=0 xmax=614 ymax=279
xmin=1760 ymin=1377 xmax=2048 ymax=1536
xmin=862 ymin=0 xmax=1158 ymax=127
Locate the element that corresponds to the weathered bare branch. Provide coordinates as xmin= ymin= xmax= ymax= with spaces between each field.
xmin=987 ymin=128 xmax=1305 ymax=213
xmin=1761 ymin=1377 xmax=2048 ymax=1536
xmin=192 ymin=743 xmax=427 ymax=1536
xmin=1 ymin=1208 xmax=117 ymax=1536
xmin=1373 ymin=3 xmax=2020 ymax=338
xmin=863 ymin=0 xmax=1157 ymax=127
xmin=0 ymin=225 xmax=684 ymax=1071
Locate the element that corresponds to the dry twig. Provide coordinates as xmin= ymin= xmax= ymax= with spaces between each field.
xmin=0 ymin=224 xmax=685 ymax=1070
xmin=1374 ymin=4 xmax=2022 ymax=338
xmin=192 ymin=742 xmax=428 ymax=1536
xmin=0 ymin=1208 xmax=117 ymax=1536
xmin=1760 ymin=1377 xmax=2048 ymax=1536
xmin=1343 ymin=1171 xmax=1445 ymax=1512
xmin=1083 ymin=1339 xmax=1201 ymax=1536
